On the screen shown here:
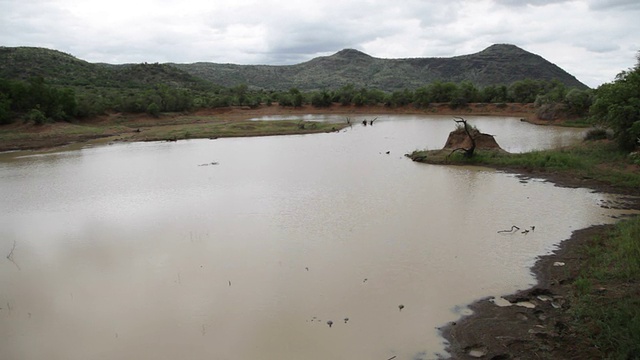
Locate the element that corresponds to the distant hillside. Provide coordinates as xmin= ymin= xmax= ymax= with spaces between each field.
xmin=172 ymin=44 xmax=588 ymax=91
xmin=0 ymin=44 xmax=588 ymax=92
xmin=0 ymin=46 xmax=213 ymax=90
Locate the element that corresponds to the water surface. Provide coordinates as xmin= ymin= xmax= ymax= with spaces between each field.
xmin=0 ymin=116 xmax=631 ymax=360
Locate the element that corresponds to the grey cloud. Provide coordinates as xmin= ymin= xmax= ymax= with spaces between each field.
xmin=583 ymin=43 xmax=621 ymax=53
xmin=1 ymin=0 xmax=638 ymax=87
xmin=588 ymin=0 xmax=640 ymax=10
xmin=493 ymin=0 xmax=571 ymax=6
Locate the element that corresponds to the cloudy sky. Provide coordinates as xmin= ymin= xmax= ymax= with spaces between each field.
xmin=1 ymin=0 xmax=639 ymax=88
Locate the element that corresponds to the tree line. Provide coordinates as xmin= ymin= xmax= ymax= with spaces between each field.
xmin=1 ymin=67 xmax=638 ymax=153
xmin=0 ymin=76 xmax=594 ymax=123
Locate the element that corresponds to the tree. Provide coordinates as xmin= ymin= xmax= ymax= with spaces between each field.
xmin=448 ymin=117 xmax=477 ymax=159
xmin=509 ymin=79 xmax=542 ymax=103
xmin=590 ymin=53 xmax=640 ymax=151
xmin=413 ymin=86 xmax=431 ymax=108
xmin=564 ymin=88 xmax=592 ymax=116
xmin=311 ymin=90 xmax=332 ymax=107
xmin=335 ymin=84 xmax=355 ymax=105
xmin=479 ymin=85 xmax=509 ymax=103
xmin=0 ymin=93 xmax=11 ymax=124
xmin=451 ymin=81 xmax=479 ymax=108
xmin=384 ymin=89 xmax=413 ymax=107
xmin=427 ymin=81 xmax=458 ymax=103
xmin=146 ymin=102 xmax=161 ymax=117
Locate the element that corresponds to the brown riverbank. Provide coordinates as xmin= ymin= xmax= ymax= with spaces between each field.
xmin=0 ymin=103 xmax=540 ymax=152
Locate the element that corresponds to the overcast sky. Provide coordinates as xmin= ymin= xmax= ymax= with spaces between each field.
xmin=1 ymin=0 xmax=639 ymax=88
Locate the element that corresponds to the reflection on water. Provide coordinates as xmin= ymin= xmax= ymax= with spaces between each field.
xmin=0 ymin=116 xmax=632 ymax=360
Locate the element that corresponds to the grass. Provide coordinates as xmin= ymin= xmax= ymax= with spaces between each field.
xmin=555 ymin=117 xmax=593 ymax=128
xmin=571 ymin=217 xmax=640 ymax=359
xmin=409 ymin=140 xmax=640 ymax=189
xmin=134 ymin=120 xmax=344 ymax=142
xmin=0 ymin=115 xmax=348 ymax=151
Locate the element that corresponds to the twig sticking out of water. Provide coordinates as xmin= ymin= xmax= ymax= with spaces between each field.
xmin=6 ymin=240 xmax=15 ymax=260
xmin=6 ymin=240 xmax=20 ymax=270
xmin=497 ymin=226 xmax=520 ymax=233
xmin=387 ymin=356 xmax=397 ymax=360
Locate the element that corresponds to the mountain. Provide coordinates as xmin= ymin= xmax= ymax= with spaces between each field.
xmin=0 ymin=46 xmax=213 ymax=90
xmin=0 ymin=44 xmax=588 ymax=92
xmin=173 ymin=44 xmax=588 ymax=91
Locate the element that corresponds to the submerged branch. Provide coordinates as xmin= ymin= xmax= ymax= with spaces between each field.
xmin=6 ymin=240 xmax=20 ymax=270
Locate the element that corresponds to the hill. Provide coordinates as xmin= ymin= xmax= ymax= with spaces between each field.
xmin=172 ymin=44 xmax=588 ymax=91
xmin=0 ymin=44 xmax=588 ymax=92
xmin=0 ymin=46 xmax=213 ymax=90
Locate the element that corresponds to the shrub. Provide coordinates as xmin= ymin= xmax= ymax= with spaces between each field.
xmin=0 ymin=95 xmax=11 ymax=124
xmin=146 ymin=102 xmax=160 ymax=117
xmin=584 ymin=128 xmax=609 ymax=141
xmin=27 ymin=108 xmax=47 ymax=125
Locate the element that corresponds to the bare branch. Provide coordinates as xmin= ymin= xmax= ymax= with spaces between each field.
xmin=6 ymin=240 xmax=20 ymax=270
xmin=450 ymin=117 xmax=476 ymax=158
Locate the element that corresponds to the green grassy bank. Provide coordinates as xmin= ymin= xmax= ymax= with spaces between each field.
xmin=573 ymin=216 xmax=640 ymax=358
xmin=409 ymin=140 xmax=640 ymax=189
xmin=0 ymin=115 xmax=347 ymax=151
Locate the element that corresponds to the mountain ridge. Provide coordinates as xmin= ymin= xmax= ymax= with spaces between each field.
xmin=0 ymin=44 xmax=588 ymax=91
xmin=174 ymin=44 xmax=588 ymax=90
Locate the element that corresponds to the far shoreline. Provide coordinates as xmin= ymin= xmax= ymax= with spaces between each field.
xmin=0 ymin=102 xmax=546 ymax=153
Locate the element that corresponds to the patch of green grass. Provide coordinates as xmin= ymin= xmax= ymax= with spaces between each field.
xmin=410 ymin=140 xmax=640 ymax=189
xmin=136 ymin=120 xmax=345 ymax=142
xmin=557 ymin=118 xmax=593 ymax=128
xmin=571 ymin=217 xmax=640 ymax=359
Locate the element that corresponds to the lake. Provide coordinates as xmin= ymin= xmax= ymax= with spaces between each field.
xmin=0 ymin=115 xmax=633 ymax=360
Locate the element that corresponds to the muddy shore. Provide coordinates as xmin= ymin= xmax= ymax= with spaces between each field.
xmin=431 ymin=155 xmax=640 ymax=358
xmin=0 ymin=103 xmax=537 ymax=152
xmin=2 ymin=103 xmax=637 ymax=358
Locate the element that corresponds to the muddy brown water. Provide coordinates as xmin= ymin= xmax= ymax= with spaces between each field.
xmin=0 ymin=116 xmax=635 ymax=360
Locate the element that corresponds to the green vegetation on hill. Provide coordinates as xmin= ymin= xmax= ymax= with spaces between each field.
xmin=171 ymin=44 xmax=588 ymax=91
xmin=0 ymin=46 xmax=213 ymax=89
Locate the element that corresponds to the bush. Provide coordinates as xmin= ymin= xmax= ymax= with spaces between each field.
xmin=27 ymin=108 xmax=47 ymax=125
xmin=590 ymin=54 xmax=640 ymax=151
xmin=0 ymin=95 xmax=11 ymax=124
xmin=584 ymin=128 xmax=609 ymax=141
xmin=536 ymin=103 xmax=566 ymax=120
xmin=146 ymin=102 xmax=160 ymax=117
